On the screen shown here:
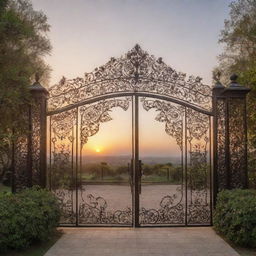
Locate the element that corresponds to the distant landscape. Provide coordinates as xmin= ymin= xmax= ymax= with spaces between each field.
xmin=82 ymin=155 xmax=181 ymax=166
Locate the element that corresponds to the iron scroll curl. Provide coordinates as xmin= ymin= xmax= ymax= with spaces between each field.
xmin=48 ymin=45 xmax=212 ymax=113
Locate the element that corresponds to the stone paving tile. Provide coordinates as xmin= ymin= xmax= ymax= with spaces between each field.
xmin=44 ymin=227 xmax=240 ymax=256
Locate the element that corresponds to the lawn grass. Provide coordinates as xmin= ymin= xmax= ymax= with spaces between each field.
xmin=82 ymin=174 xmax=180 ymax=184
xmin=142 ymin=175 xmax=175 ymax=183
xmin=1 ymin=230 xmax=63 ymax=256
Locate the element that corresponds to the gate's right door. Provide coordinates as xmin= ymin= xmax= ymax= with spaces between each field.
xmin=138 ymin=98 xmax=212 ymax=226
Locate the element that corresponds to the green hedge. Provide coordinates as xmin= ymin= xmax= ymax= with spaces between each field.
xmin=0 ymin=186 xmax=61 ymax=252
xmin=213 ymin=189 xmax=256 ymax=248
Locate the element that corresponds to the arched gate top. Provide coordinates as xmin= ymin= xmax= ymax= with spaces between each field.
xmin=48 ymin=44 xmax=212 ymax=113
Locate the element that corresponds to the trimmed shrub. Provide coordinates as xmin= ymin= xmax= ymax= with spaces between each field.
xmin=0 ymin=186 xmax=61 ymax=252
xmin=213 ymin=189 xmax=256 ymax=248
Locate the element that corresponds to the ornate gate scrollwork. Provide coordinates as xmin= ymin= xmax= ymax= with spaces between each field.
xmin=140 ymin=98 xmax=185 ymax=224
xmin=228 ymin=98 xmax=247 ymax=188
xmin=80 ymin=98 xmax=131 ymax=146
xmin=139 ymin=98 xmax=211 ymax=225
xmin=215 ymin=99 xmax=226 ymax=190
xmin=11 ymin=45 xmax=250 ymax=228
xmin=49 ymin=98 xmax=133 ymax=225
xmin=142 ymin=98 xmax=184 ymax=148
xmin=78 ymin=97 xmax=133 ymax=225
xmin=79 ymin=192 xmax=132 ymax=225
xmin=213 ymin=76 xmax=250 ymax=198
xmin=44 ymin=46 xmax=250 ymax=227
xmin=46 ymin=45 xmax=214 ymax=226
xmin=186 ymin=109 xmax=211 ymax=224
xmin=50 ymin=109 xmax=76 ymax=224
xmin=48 ymin=45 xmax=212 ymax=113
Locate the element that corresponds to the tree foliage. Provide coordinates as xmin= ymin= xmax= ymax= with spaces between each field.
xmin=217 ymin=0 xmax=256 ymax=187
xmin=0 ymin=0 xmax=51 ymax=181
xmin=219 ymin=0 xmax=256 ymax=64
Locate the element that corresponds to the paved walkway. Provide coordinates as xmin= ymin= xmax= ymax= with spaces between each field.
xmin=45 ymin=227 xmax=239 ymax=256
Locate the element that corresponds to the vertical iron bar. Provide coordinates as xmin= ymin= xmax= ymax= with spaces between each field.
xmin=27 ymin=105 xmax=32 ymax=187
xmin=244 ymin=98 xmax=249 ymax=188
xmin=209 ymin=116 xmax=213 ymax=225
xmin=80 ymin=148 xmax=82 ymax=185
xmin=75 ymin=107 xmax=79 ymax=226
xmin=132 ymin=97 xmax=134 ymax=173
xmin=79 ymin=112 xmax=83 ymax=225
xmin=40 ymin=96 xmax=47 ymax=188
xmin=189 ymin=134 xmax=192 ymax=205
xmin=181 ymin=110 xmax=185 ymax=224
xmin=212 ymin=96 xmax=218 ymax=207
xmin=71 ymin=127 xmax=74 ymax=220
xmin=131 ymin=96 xmax=135 ymax=226
xmin=134 ymin=95 xmax=140 ymax=227
xmin=79 ymin=146 xmax=82 ymax=225
xmin=225 ymin=98 xmax=230 ymax=189
xmin=49 ymin=116 xmax=52 ymax=190
xmin=184 ymin=107 xmax=188 ymax=226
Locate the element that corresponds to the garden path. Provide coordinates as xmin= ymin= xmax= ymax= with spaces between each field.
xmin=45 ymin=227 xmax=239 ymax=256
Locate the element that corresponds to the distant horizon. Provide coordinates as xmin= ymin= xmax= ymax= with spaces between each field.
xmin=82 ymin=154 xmax=181 ymax=158
xmin=81 ymin=154 xmax=182 ymax=166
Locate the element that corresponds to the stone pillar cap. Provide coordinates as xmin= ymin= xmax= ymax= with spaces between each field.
xmin=29 ymin=73 xmax=49 ymax=95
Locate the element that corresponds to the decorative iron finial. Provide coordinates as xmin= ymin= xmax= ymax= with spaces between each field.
xmin=157 ymin=57 xmax=163 ymax=64
xmin=134 ymin=44 xmax=141 ymax=51
xmin=30 ymin=72 xmax=48 ymax=95
xmin=35 ymin=72 xmax=40 ymax=83
xmin=213 ymin=70 xmax=221 ymax=83
xmin=230 ymin=73 xmax=238 ymax=83
xmin=229 ymin=73 xmax=241 ymax=87
xmin=212 ymin=70 xmax=224 ymax=89
xmin=60 ymin=76 xmax=66 ymax=85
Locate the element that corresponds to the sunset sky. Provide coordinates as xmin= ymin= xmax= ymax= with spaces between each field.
xmin=33 ymin=0 xmax=231 ymax=156
xmin=32 ymin=0 xmax=232 ymax=86
xmin=82 ymin=102 xmax=180 ymax=157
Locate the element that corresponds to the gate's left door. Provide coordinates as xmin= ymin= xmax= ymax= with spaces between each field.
xmin=48 ymin=98 xmax=134 ymax=226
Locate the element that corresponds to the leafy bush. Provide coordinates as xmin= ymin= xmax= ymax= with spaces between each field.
xmin=0 ymin=186 xmax=61 ymax=252
xmin=213 ymin=189 xmax=256 ymax=248
xmin=248 ymin=152 xmax=256 ymax=189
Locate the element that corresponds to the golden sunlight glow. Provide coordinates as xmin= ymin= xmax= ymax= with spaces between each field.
xmin=95 ymin=148 xmax=101 ymax=153
xmin=46 ymin=106 xmax=181 ymax=157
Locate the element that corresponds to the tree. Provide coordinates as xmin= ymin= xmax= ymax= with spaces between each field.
xmin=0 ymin=0 xmax=51 ymax=183
xmin=217 ymin=0 xmax=256 ymax=187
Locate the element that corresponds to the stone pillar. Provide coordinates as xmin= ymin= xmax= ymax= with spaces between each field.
xmin=29 ymin=76 xmax=49 ymax=188
xmin=213 ymin=74 xmax=250 ymax=203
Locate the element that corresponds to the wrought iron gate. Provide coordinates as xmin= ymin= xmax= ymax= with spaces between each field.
xmin=46 ymin=45 xmax=213 ymax=226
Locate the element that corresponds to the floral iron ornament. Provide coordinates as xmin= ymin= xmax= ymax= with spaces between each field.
xmin=80 ymin=98 xmax=131 ymax=146
xmin=48 ymin=45 xmax=212 ymax=112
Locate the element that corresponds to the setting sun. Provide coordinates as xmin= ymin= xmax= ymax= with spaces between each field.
xmin=95 ymin=148 xmax=101 ymax=153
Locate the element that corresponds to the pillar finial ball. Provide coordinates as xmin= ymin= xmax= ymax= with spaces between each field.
xmin=230 ymin=73 xmax=238 ymax=83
